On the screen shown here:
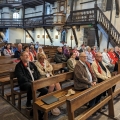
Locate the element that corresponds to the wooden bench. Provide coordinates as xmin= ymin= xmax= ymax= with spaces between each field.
xmin=0 ymin=58 xmax=16 ymax=65
xmin=52 ymin=62 xmax=67 ymax=75
xmin=0 ymin=64 xmax=16 ymax=96
xmin=32 ymin=72 xmax=75 ymax=120
xmin=66 ymin=74 xmax=120 ymax=120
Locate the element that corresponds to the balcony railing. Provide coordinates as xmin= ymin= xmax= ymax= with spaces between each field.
xmin=0 ymin=19 xmax=23 ymax=28
xmin=0 ymin=0 xmax=22 ymax=4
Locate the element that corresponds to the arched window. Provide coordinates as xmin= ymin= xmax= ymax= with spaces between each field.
xmin=13 ymin=12 xmax=19 ymax=19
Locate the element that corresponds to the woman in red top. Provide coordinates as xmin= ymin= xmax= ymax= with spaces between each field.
xmin=108 ymin=48 xmax=118 ymax=64
xmin=24 ymin=46 xmax=34 ymax=62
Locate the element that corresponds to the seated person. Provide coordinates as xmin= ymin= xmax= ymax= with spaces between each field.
xmin=54 ymin=46 xmax=68 ymax=63
xmin=73 ymin=46 xmax=79 ymax=60
xmin=24 ymin=46 xmax=34 ymax=62
xmin=102 ymin=48 xmax=114 ymax=72
xmin=14 ymin=43 xmax=23 ymax=58
xmin=35 ymin=53 xmax=61 ymax=115
xmin=91 ymin=52 xmax=112 ymax=100
xmin=74 ymin=52 xmax=98 ymax=108
xmin=67 ymin=52 xmax=77 ymax=71
xmin=4 ymin=44 xmax=14 ymax=56
xmin=36 ymin=47 xmax=46 ymax=59
xmin=54 ymin=46 xmax=68 ymax=72
xmin=108 ymin=48 xmax=118 ymax=71
xmin=35 ymin=53 xmax=61 ymax=91
xmin=30 ymin=45 xmax=37 ymax=60
xmin=64 ymin=45 xmax=70 ymax=59
xmin=15 ymin=51 xmax=48 ymax=107
xmin=86 ymin=46 xmax=95 ymax=64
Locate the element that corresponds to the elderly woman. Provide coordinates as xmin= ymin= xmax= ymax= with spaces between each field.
xmin=35 ymin=53 xmax=61 ymax=92
xmin=67 ymin=52 xmax=77 ymax=71
xmin=36 ymin=47 xmax=46 ymax=59
xmin=72 ymin=46 xmax=79 ymax=60
xmin=35 ymin=53 xmax=61 ymax=115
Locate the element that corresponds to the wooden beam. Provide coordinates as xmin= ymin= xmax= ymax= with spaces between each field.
xmin=71 ymin=27 xmax=78 ymax=46
xmin=24 ymin=28 xmax=34 ymax=42
xmin=44 ymin=27 xmax=53 ymax=43
xmin=80 ymin=0 xmax=95 ymax=4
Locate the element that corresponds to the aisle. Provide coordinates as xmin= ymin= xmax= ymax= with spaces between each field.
xmin=0 ymin=96 xmax=28 ymax=120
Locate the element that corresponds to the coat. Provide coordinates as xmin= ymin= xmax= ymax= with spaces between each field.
xmin=54 ymin=52 xmax=68 ymax=63
xmin=67 ymin=58 xmax=77 ymax=71
xmin=15 ymin=61 xmax=41 ymax=87
xmin=35 ymin=60 xmax=53 ymax=78
xmin=74 ymin=61 xmax=97 ymax=90
xmin=91 ymin=61 xmax=111 ymax=80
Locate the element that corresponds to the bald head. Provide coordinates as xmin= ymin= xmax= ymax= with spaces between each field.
xmin=95 ymin=52 xmax=102 ymax=62
xmin=57 ymin=47 xmax=62 ymax=53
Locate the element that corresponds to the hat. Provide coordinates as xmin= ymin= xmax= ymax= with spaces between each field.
xmin=65 ymin=89 xmax=75 ymax=97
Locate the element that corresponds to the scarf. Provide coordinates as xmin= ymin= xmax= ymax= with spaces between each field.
xmin=95 ymin=60 xmax=102 ymax=74
xmin=85 ymin=62 xmax=94 ymax=79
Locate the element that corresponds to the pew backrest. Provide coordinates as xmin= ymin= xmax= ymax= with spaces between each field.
xmin=32 ymin=72 xmax=73 ymax=102
xmin=66 ymin=75 xmax=120 ymax=120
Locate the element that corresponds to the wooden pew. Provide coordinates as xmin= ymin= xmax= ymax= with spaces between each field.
xmin=52 ymin=62 xmax=67 ymax=75
xmin=0 ymin=64 xmax=16 ymax=96
xmin=66 ymin=75 xmax=120 ymax=120
xmin=32 ymin=72 xmax=75 ymax=120
xmin=0 ymin=58 xmax=17 ymax=65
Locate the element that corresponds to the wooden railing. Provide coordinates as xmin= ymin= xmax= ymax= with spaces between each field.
xmin=0 ymin=19 xmax=23 ymax=28
xmin=67 ymin=8 xmax=95 ymax=24
xmin=97 ymin=7 xmax=120 ymax=44
xmin=0 ymin=0 xmax=21 ymax=4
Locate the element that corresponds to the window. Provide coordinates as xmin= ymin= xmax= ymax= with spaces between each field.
xmin=13 ymin=12 xmax=19 ymax=19
xmin=46 ymin=5 xmax=51 ymax=15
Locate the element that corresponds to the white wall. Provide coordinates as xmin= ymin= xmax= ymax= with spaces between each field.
xmin=9 ymin=28 xmax=24 ymax=43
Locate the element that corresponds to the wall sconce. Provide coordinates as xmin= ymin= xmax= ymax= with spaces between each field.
xmin=37 ymin=35 xmax=40 ymax=38
xmin=46 ymin=35 xmax=48 ymax=39
xmin=42 ymin=35 xmax=45 ymax=38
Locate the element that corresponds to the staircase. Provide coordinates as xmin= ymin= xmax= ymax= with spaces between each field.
xmin=68 ymin=7 xmax=120 ymax=47
xmin=97 ymin=7 xmax=120 ymax=47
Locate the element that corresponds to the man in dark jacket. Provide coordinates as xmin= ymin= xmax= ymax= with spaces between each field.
xmin=54 ymin=47 xmax=68 ymax=63
xmin=54 ymin=47 xmax=68 ymax=72
xmin=15 ymin=51 xmax=48 ymax=107
xmin=14 ymin=43 xmax=23 ymax=58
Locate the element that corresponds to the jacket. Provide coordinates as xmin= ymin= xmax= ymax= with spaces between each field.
xmin=67 ymin=58 xmax=77 ymax=71
xmin=35 ymin=60 xmax=53 ymax=78
xmin=14 ymin=50 xmax=22 ymax=58
xmin=15 ymin=61 xmax=41 ymax=87
xmin=91 ymin=61 xmax=111 ymax=80
xmin=54 ymin=52 xmax=68 ymax=63
xmin=4 ymin=49 xmax=14 ymax=56
xmin=74 ymin=61 xmax=97 ymax=90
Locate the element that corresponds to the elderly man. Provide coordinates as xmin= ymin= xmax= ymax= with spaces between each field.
xmin=85 ymin=46 xmax=94 ymax=64
xmin=54 ymin=46 xmax=68 ymax=72
xmin=14 ymin=43 xmax=23 ymax=58
xmin=102 ymin=48 xmax=114 ymax=72
xmin=74 ymin=52 xmax=97 ymax=107
xmin=54 ymin=46 xmax=68 ymax=63
xmin=15 ymin=51 xmax=48 ymax=107
xmin=91 ymin=52 xmax=112 ymax=102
